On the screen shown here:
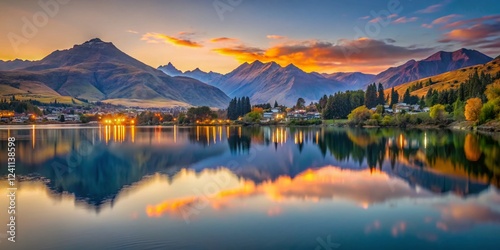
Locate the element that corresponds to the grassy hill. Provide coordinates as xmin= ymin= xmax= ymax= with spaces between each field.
xmin=385 ymin=57 xmax=500 ymax=99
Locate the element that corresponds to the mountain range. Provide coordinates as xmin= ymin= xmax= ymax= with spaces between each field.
xmin=161 ymin=61 xmax=349 ymax=106
xmin=159 ymin=48 xmax=493 ymax=106
xmin=372 ymin=48 xmax=493 ymax=88
xmin=0 ymin=59 xmax=34 ymax=71
xmin=0 ymin=38 xmax=494 ymax=108
xmin=0 ymin=38 xmax=230 ymax=108
xmin=386 ymin=56 xmax=500 ymax=98
xmin=158 ymin=63 xmax=223 ymax=84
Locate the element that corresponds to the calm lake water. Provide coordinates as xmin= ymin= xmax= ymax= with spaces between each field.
xmin=1 ymin=125 xmax=500 ymax=249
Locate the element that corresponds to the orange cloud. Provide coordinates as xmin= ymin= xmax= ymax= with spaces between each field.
xmin=212 ymin=38 xmax=433 ymax=73
xmin=141 ymin=32 xmax=202 ymax=48
xmin=436 ymin=15 xmax=500 ymax=52
xmin=432 ymin=14 xmax=461 ymax=25
xmin=439 ymin=23 xmax=500 ymax=44
xmin=210 ymin=37 xmax=238 ymax=43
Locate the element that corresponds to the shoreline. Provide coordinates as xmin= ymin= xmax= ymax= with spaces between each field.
xmin=1 ymin=121 xmax=499 ymax=132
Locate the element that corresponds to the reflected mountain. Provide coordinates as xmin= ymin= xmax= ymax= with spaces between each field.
xmin=0 ymin=126 xmax=499 ymax=212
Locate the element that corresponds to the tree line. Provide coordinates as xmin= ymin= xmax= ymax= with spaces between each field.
xmin=227 ymin=96 xmax=251 ymax=120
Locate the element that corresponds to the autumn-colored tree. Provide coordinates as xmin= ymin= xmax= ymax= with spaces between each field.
xmin=465 ymin=97 xmax=482 ymax=121
xmin=252 ymin=107 xmax=264 ymax=114
xmin=464 ymin=134 xmax=481 ymax=161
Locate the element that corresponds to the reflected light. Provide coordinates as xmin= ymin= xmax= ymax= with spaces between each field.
xmin=146 ymin=167 xmax=427 ymax=218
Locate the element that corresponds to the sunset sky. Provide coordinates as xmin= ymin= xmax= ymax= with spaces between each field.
xmin=1 ymin=0 xmax=499 ymax=74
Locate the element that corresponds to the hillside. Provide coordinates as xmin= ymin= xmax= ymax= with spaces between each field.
xmin=374 ymin=48 xmax=493 ymax=88
xmin=0 ymin=38 xmax=230 ymax=108
xmin=385 ymin=57 xmax=500 ymax=98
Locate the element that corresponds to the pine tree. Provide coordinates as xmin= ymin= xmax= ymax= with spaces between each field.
xmin=322 ymin=95 xmax=334 ymax=119
xmin=274 ymin=100 xmax=278 ymax=108
xmin=244 ymin=96 xmax=251 ymax=114
xmin=403 ymin=89 xmax=411 ymax=103
xmin=390 ymin=87 xmax=399 ymax=106
xmin=236 ymin=97 xmax=242 ymax=117
xmin=458 ymin=83 xmax=465 ymax=101
xmin=365 ymin=83 xmax=378 ymax=108
xmin=227 ymin=98 xmax=236 ymax=120
xmin=377 ymin=83 xmax=385 ymax=105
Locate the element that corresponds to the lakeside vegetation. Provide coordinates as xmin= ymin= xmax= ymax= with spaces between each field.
xmin=2 ymin=67 xmax=500 ymax=131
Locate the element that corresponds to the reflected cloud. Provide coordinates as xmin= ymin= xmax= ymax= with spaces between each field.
xmin=391 ymin=221 xmax=407 ymax=237
xmin=435 ymin=203 xmax=500 ymax=231
xmin=146 ymin=167 xmax=430 ymax=218
xmin=364 ymin=220 xmax=381 ymax=234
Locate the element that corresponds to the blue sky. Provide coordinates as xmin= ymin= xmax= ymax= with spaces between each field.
xmin=1 ymin=0 xmax=499 ymax=73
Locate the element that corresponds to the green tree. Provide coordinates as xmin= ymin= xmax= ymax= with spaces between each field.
xmin=479 ymin=101 xmax=498 ymax=124
xmin=453 ymin=99 xmax=465 ymax=121
xmin=390 ymin=87 xmax=399 ymax=106
xmin=365 ymin=83 xmax=378 ymax=108
xmin=377 ymin=83 xmax=385 ymax=105
xmin=227 ymin=98 xmax=237 ymax=120
xmin=296 ymin=97 xmax=305 ymax=110
xmin=348 ymin=106 xmax=373 ymax=125
xmin=429 ymin=104 xmax=447 ymax=121
xmin=403 ymin=89 xmax=411 ymax=104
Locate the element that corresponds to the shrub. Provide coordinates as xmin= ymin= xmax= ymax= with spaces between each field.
xmin=479 ymin=102 xmax=496 ymax=124
xmin=347 ymin=106 xmax=373 ymax=125
xmin=365 ymin=119 xmax=379 ymax=126
xmin=414 ymin=112 xmax=432 ymax=124
xmin=430 ymin=104 xmax=448 ymax=121
xmin=381 ymin=115 xmax=393 ymax=126
xmin=243 ymin=111 xmax=262 ymax=122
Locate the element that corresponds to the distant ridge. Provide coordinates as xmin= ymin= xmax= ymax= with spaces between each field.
xmin=205 ymin=60 xmax=347 ymax=106
xmin=373 ymin=48 xmax=493 ymax=88
xmin=0 ymin=38 xmax=230 ymax=108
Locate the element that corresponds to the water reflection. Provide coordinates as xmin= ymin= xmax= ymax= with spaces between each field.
xmin=1 ymin=126 xmax=500 ymax=249
xmin=1 ymin=126 xmax=500 ymax=208
xmin=146 ymin=167 xmax=433 ymax=220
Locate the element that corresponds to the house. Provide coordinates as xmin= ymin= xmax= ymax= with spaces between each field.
xmin=45 ymin=115 xmax=60 ymax=121
xmin=394 ymin=103 xmax=423 ymax=113
xmin=263 ymin=111 xmax=285 ymax=121
xmin=65 ymin=114 xmax=81 ymax=122
xmin=287 ymin=110 xmax=319 ymax=120
xmin=306 ymin=112 xmax=321 ymax=119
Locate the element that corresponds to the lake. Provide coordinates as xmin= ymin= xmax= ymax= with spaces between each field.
xmin=1 ymin=125 xmax=500 ymax=249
